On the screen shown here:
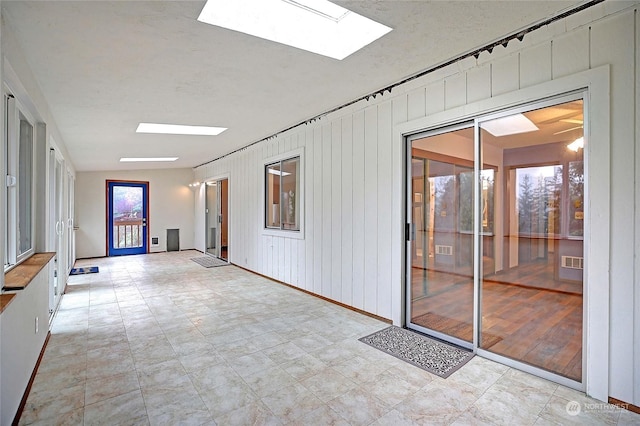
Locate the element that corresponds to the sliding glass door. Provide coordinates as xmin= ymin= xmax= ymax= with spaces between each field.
xmin=406 ymin=94 xmax=585 ymax=386
xmin=408 ymin=125 xmax=475 ymax=347
xmin=478 ymin=97 xmax=584 ymax=383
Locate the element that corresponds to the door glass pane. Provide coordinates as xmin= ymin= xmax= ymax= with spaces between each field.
xmin=409 ymin=127 xmax=474 ymax=343
xmin=112 ymin=186 xmax=144 ymax=248
xmin=18 ymin=113 xmax=33 ymax=255
xmin=480 ymin=99 xmax=584 ymax=382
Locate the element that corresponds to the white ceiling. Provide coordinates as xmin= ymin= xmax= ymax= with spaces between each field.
xmin=2 ymin=1 xmax=583 ymax=171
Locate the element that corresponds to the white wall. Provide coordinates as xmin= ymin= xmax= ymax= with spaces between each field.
xmin=75 ymin=168 xmax=195 ymax=258
xmin=195 ymin=3 xmax=640 ymax=405
xmin=0 ymin=266 xmax=50 ymax=426
xmin=1 ymin=15 xmax=77 ymax=424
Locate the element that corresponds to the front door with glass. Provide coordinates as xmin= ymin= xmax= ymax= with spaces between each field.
xmin=107 ymin=181 xmax=148 ymax=256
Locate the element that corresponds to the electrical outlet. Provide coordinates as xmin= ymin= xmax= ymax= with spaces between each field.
xmin=35 ymin=316 xmax=39 ymax=333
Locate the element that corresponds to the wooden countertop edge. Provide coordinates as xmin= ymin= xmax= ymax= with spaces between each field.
xmin=3 ymin=252 xmax=56 ymax=291
xmin=0 ymin=293 xmax=17 ymax=314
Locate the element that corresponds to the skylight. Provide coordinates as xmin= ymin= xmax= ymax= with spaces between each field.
xmin=136 ymin=123 xmax=227 ymax=136
xmin=197 ymin=0 xmax=392 ymax=60
xmin=482 ymin=114 xmax=539 ymax=137
xmin=120 ymin=157 xmax=179 ymax=162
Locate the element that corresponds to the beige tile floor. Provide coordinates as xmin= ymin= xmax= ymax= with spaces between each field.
xmin=19 ymin=250 xmax=640 ymax=425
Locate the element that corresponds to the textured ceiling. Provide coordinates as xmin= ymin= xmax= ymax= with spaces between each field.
xmin=2 ymin=1 xmax=582 ymax=171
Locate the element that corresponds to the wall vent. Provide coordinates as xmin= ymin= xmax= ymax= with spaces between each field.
xmin=561 ymin=256 xmax=584 ymax=270
xmin=435 ymin=245 xmax=453 ymax=256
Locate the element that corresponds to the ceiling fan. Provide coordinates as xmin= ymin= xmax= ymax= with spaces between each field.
xmin=554 ymin=117 xmax=583 ymax=135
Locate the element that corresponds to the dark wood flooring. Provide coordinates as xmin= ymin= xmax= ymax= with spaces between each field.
xmin=410 ymin=260 xmax=582 ymax=382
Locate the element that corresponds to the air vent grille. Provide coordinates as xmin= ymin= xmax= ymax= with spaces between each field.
xmin=561 ymin=256 xmax=584 ymax=269
xmin=435 ymin=245 xmax=453 ymax=256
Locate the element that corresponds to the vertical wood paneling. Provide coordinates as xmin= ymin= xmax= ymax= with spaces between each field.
xmin=407 ymin=88 xmax=426 ymax=120
xmin=341 ymin=116 xmax=354 ymax=306
xmin=426 ymin=81 xmax=445 ymax=115
xmin=321 ymin=123 xmax=332 ymax=297
xmin=304 ymin=127 xmax=314 ymax=292
xmin=284 ymin=135 xmax=292 ymax=154
xmin=294 ymin=133 xmax=304 ymax=289
xmin=278 ymin=237 xmax=285 ymax=282
xmin=466 ymin=63 xmax=491 ymax=104
xmin=252 ymin=150 xmax=257 ymax=267
xmin=377 ymin=101 xmax=393 ymax=318
xmin=445 ymin=73 xmax=467 ymax=110
xmin=352 ymin=110 xmax=366 ymax=310
xmin=520 ymin=43 xmax=552 ymax=88
xmin=290 ymin=238 xmax=298 ymax=286
xmin=392 ymin=97 xmax=407 ymax=324
xmin=363 ymin=106 xmax=378 ymax=313
xmin=313 ymin=126 xmax=323 ymax=295
xmin=552 ymin=29 xmax=590 ymax=79
xmin=262 ymin=144 xmax=269 ymax=275
xmin=635 ymin=8 xmax=640 ymax=407
xmin=331 ymin=120 xmax=342 ymax=301
xmin=266 ymin=235 xmax=273 ymax=277
xmin=491 ymin=54 xmax=520 ymax=96
xmin=591 ymin=10 xmax=636 ymax=403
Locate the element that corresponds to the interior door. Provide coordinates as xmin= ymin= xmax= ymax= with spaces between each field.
xmin=219 ymin=179 xmax=228 ymax=261
xmin=48 ymin=149 xmax=64 ymax=319
xmin=205 ymin=181 xmax=218 ymax=256
xmin=66 ymin=170 xmax=75 ymax=273
xmin=107 ymin=181 xmax=148 ymax=256
xmin=205 ymin=178 xmax=229 ymax=261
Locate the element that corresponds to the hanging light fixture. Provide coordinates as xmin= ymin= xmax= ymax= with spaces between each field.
xmin=567 ymin=136 xmax=584 ymax=152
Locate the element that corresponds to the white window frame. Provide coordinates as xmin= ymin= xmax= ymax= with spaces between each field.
xmin=262 ymin=147 xmax=305 ymax=239
xmin=4 ymin=92 xmax=36 ymax=270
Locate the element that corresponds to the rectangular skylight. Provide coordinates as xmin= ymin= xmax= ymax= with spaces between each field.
xmin=120 ymin=157 xmax=179 ymax=162
xmin=197 ymin=0 xmax=392 ymax=60
xmin=482 ymin=114 xmax=539 ymax=137
xmin=136 ymin=123 xmax=227 ymax=136
xmin=268 ymin=168 xmax=291 ymax=177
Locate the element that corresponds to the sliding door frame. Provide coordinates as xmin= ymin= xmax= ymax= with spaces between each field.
xmin=399 ymin=66 xmax=610 ymax=400
xmin=405 ymin=121 xmax=475 ymax=350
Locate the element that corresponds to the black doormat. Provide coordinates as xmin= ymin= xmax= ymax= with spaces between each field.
xmin=191 ymin=257 xmax=229 ymax=268
xmin=70 ymin=266 xmax=99 ymax=275
xmin=359 ymin=326 xmax=473 ymax=378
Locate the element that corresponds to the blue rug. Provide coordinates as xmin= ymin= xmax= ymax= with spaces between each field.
xmin=70 ymin=266 xmax=99 ymax=275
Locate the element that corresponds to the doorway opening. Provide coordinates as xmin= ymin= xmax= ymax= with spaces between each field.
xmin=205 ymin=178 xmax=229 ymax=261
xmin=106 ymin=180 xmax=149 ymax=256
xmin=406 ymin=94 xmax=585 ymax=387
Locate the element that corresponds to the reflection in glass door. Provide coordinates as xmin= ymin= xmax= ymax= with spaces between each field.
xmin=408 ymin=125 xmax=475 ymax=346
xmin=479 ymin=98 xmax=584 ymax=382
xmin=406 ymin=95 xmax=585 ymax=386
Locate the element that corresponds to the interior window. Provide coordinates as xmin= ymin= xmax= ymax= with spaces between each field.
xmin=265 ymin=156 xmax=300 ymax=231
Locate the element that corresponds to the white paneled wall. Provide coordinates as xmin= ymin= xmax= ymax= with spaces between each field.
xmin=195 ymin=3 xmax=639 ymax=405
